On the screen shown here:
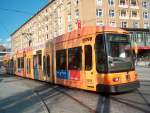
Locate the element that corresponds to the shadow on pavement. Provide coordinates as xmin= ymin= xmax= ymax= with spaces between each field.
xmin=0 ymin=81 xmax=66 ymax=113
xmin=0 ymin=89 xmax=41 ymax=113
xmin=0 ymin=74 xmax=14 ymax=78
xmin=110 ymin=89 xmax=150 ymax=113
xmin=32 ymin=83 xmax=66 ymax=101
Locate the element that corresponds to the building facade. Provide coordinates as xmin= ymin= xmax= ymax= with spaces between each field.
xmin=11 ymin=0 xmax=150 ymax=59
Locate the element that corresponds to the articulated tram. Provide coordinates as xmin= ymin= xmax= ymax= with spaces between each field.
xmin=5 ymin=26 xmax=140 ymax=93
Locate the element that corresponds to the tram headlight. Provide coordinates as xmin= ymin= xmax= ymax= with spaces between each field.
xmin=113 ymin=77 xmax=120 ymax=82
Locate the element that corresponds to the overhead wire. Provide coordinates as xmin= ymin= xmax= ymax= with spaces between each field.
xmin=0 ymin=7 xmax=33 ymax=15
xmin=0 ymin=7 xmax=33 ymax=44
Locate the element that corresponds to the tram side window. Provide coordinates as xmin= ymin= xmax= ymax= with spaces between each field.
xmin=43 ymin=56 xmax=46 ymax=75
xmin=26 ymin=58 xmax=28 ymax=73
xmin=17 ymin=58 xmax=22 ymax=68
xmin=21 ymin=57 xmax=24 ymax=68
xmin=47 ymin=55 xmax=50 ymax=76
xmin=27 ymin=58 xmax=31 ymax=74
xmin=56 ymin=50 xmax=67 ymax=70
xmin=33 ymin=55 xmax=37 ymax=67
xmin=68 ymin=47 xmax=82 ymax=70
xmin=10 ymin=59 xmax=13 ymax=68
xmin=95 ymin=34 xmax=106 ymax=72
xmin=17 ymin=58 xmax=20 ymax=68
xmin=85 ymin=45 xmax=92 ymax=70
xmin=29 ymin=58 xmax=31 ymax=73
xmin=38 ymin=54 xmax=42 ymax=66
xmin=14 ymin=60 xmax=16 ymax=72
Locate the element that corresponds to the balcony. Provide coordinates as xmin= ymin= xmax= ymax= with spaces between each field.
xmin=131 ymin=16 xmax=140 ymax=20
xmin=130 ymin=5 xmax=139 ymax=9
xmin=119 ymin=4 xmax=128 ymax=8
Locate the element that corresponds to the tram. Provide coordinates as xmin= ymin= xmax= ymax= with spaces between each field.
xmin=5 ymin=26 xmax=140 ymax=93
xmin=3 ymin=54 xmax=15 ymax=74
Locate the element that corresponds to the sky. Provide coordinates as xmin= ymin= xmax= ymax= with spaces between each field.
xmin=0 ymin=0 xmax=48 ymax=47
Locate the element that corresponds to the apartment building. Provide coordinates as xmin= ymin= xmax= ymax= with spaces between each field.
xmin=11 ymin=0 xmax=150 ymax=59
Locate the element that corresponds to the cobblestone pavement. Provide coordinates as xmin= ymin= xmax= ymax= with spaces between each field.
xmin=0 ymin=67 xmax=150 ymax=113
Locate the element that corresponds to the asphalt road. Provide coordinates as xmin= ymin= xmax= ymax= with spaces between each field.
xmin=0 ymin=67 xmax=150 ymax=113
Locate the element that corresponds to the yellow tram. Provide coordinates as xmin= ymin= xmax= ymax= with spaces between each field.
xmin=6 ymin=26 xmax=140 ymax=93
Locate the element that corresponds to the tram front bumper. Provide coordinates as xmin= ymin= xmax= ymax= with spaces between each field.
xmin=96 ymin=81 xmax=140 ymax=93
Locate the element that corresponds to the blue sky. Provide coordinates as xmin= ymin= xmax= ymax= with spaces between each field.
xmin=0 ymin=0 xmax=48 ymax=46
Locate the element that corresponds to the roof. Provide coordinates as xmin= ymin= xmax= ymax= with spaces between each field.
xmin=11 ymin=0 xmax=55 ymax=37
xmin=55 ymin=26 xmax=128 ymax=44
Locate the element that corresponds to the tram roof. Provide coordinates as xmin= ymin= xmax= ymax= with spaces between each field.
xmin=55 ymin=26 xmax=128 ymax=43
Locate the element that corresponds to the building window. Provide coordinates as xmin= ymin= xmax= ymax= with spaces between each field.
xmin=96 ymin=0 xmax=102 ymax=5
xmin=120 ymin=0 xmax=125 ymax=5
xmin=96 ymin=21 xmax=104 ymax=26
xmin=137 ymin=34 xmax=143 ymax=43
xmin=74 ymin=0 xmax=80 ymax=6
xmin=131 ymin=11 xmax=138 ymax=18
xmin=68 ymin=24 xmax=72 ymax=32
xmin=58 ymin=17 xmax=61 ymax=25
xmin=110 ymin=21 xmax=116 ymax=27
xmin=133 ymin=21 xmax=139 ymax=28
xmin=108 ymin=0 xmax=114 ymax=5
xmin=121 ymin=21 xmax=127 ymax=28
xmin=75 ymin=9 xmax=79 ymax=19
xmin=143 ymin=12 xmax=148 ymax=19
xmin=46 ymin=26 xmax=48 ymax=31
xmin=144 ymin=23 xmax=149 ymax=28
xmin=109 ymin=9 xmax=115 ymax=17
xmin=67 ymin=2 xmax=71 ymax=9
xmin=143 ymin=1 xmax=148 ymax=8
xmin=147 ymin=34 xmax=150 ymax=42
xmin=46 ymin=34 xmax=49 ymax=39
xmin=96 ymin=9 xmax=102 ymax=17
xmin=120 ymin=10 xmax=126 ymax=17
xmin=68 ymin=14 xmax=72 ymax=22
xmin=131 ymin=0 xmax=137 ymax=6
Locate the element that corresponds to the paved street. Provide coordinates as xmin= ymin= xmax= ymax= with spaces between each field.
xmin=0 ymin=75 xmax=48 ymax=113
xmin=0 ymin=67 xmax=150 ymax=113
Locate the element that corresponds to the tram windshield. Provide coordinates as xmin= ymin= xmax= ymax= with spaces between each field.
xmin=95 ymin=34 xmax=134 ymax=73
xmin=106 ymin=34 xmax=134 ymax=72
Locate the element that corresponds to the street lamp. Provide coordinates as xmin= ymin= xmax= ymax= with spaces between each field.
xmin=22 ymin=33 xmax=32 ymax=46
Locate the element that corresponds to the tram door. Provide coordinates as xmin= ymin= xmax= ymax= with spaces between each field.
xmin=23 ymin=57 xmax=26 ymax=77
xmin=84 ymin=45 xmax=94 ymax=89
xmin=43 ymin=55 xmax=50 ymax=81
xmin=33 ymin=55 xmax=39 ymax=80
